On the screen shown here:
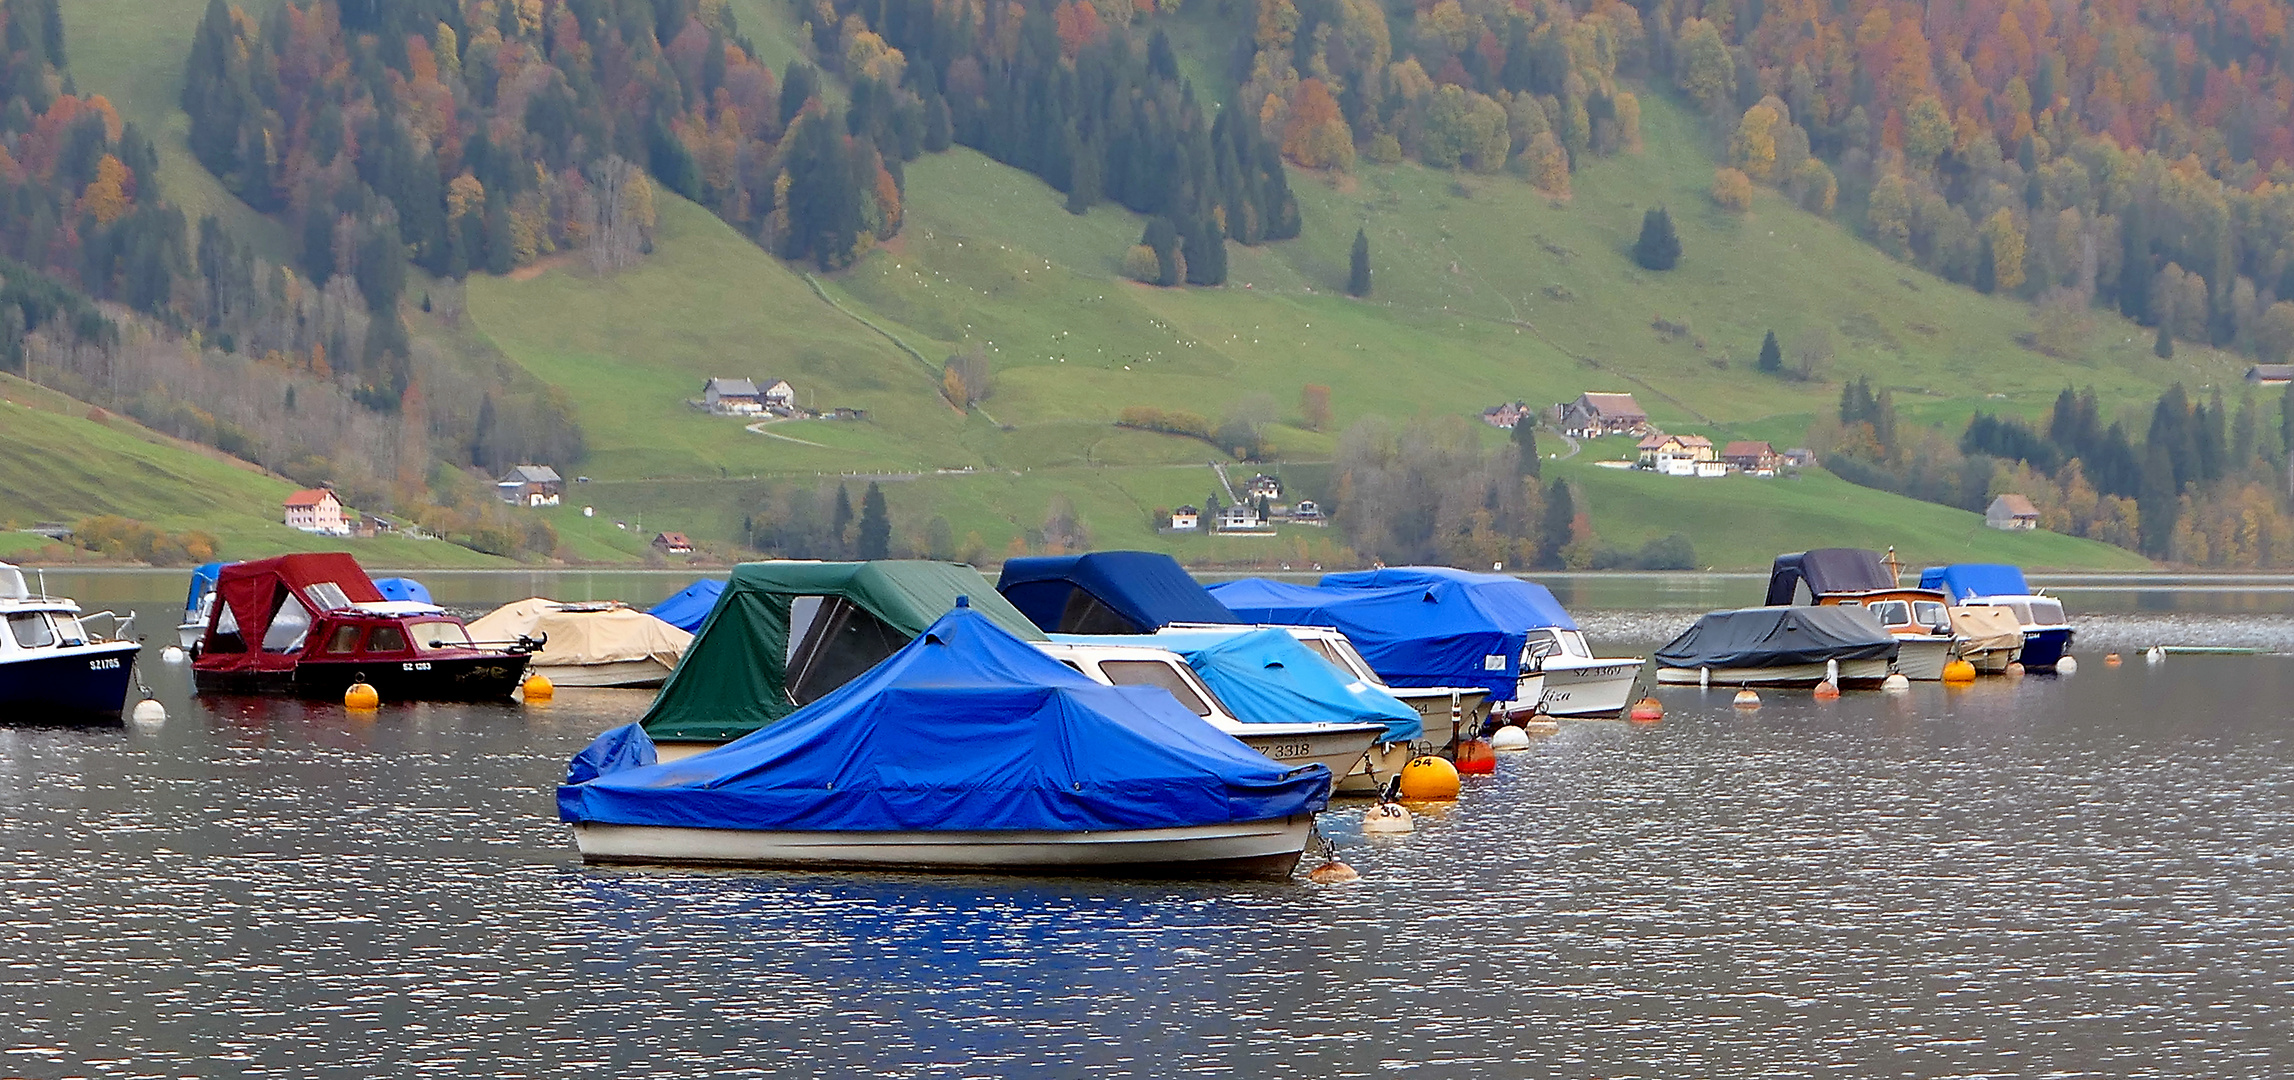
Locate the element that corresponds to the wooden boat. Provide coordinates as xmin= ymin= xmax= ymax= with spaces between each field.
xmin=1770 ymin=548 xmax=1958 ymax=680
xmin=0 ymin=563 xmax=141 ymax=721
xmin=562 ymin=604 xmax=1330 ymax=880
xmin=191 ymin=553 xmax=533 ymax=701
xmin=1654 ymin=607 xmax=1899 ymax=688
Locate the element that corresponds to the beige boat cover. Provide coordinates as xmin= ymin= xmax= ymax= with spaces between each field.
xmin=468 ymin=598 xmax=693 ymax=669
xmin=1948 ymin=605 xmax=2024 ymax=654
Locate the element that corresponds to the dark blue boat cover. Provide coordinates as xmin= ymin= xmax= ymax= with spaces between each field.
xmin=647 ymin=578 xmax=725 ymax=633
xmin=1207 ymin=572 xmax=1561 ymax=702
xmin=558 ymin=604 xmax=1330 ymax=832
xmin=373 ymin=577 xmax=434 ymax=604
xmin=184 ymin=562 xmax=223 ymax=615
xmin=1319 ymin=566 xmax=1579 ymax=630
xmin=1917 ymin=564 xmax=2031 ymax=600
xmin=1054 ymin=629 xmax=1424 ymax=744
xmin=998 ymin=552 xmax=1241 ymax=633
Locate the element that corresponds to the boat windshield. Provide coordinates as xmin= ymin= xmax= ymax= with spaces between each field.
xmin=303 ymin=582 xmax=354 ymax=611
xmin=1999 ymin=600 xmax=2035 ymax=625
xmin=261 ymin=593 xmax=312 ymax=652
xmin=1556 ymin=629 xmax=1594 ymax=658
xmin=8 ymin=612 xmax=55 ymax=649
xmin=1098 ymin=659 xmax=1214 ymax=717
xmin=1868 ymin=600 xmax=1912 ymax=628
xmin=1329 ymin=636 xmax=1385 ymax=684
xmin=1911 ymin=600 xmax=1949 ymax=631
xmin=50 ymin=613 xmax=86 ymax=646
xmin=412 ymin=621 xmax=472 ymax=651
xmin=2028 ymin=598 xmax=2065 ymax=625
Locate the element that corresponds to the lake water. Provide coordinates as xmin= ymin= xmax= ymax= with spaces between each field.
xmin=5 ymin=571 xmax=2293 ymax=1077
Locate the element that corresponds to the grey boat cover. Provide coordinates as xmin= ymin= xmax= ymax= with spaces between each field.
xmin=1656 ymin=606 xmax=1898 ymax=669
xmin=1764 ymin=548 xmax=1897 ymax=605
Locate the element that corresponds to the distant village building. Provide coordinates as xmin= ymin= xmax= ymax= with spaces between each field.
xmin=1168 ymin=505 xmax=1200 ymax=531
xmin=283 ymin=489 xmax=349 ymax=535
xmin=1985 ymin=494 xmax=2041 ymax=531
xmin=1721 ymin=440 xmax=1782 ymax=476
xmin=1481 ymin=402 xmax=1530 ymax=429
xmin=1636 ymin=434 xmax=1714 ymax=468
xmin=2247 ymin=365 xmax=2294 ymax=385
xmin=652 ymin=531 xmax=695 ymax=554
xmin=1559 ymin=392 xmax=1652 ymax=438
xmin=496 ymin=465 xmax=564 ymax=507
xmin=703 ymin=377 xmax=763 ymax=414
xmin=1290 ymin=499 xmax=1324 ymax=523
xmin=1782 ymin=447 xmax=1817 ymax=469
xmin=1245 ymin=474 xmax=1283 ymax=499
xmin=1215 ymin=503 xmax=1263 ymax=531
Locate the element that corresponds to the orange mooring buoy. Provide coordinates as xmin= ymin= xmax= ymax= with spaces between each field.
xmin=1813 ymin=679 xmax=1841 ymax=700
xmin=1732 ymin=688 xmax=1761 ymax=708
xmin=1628 ymin=696 xmax=1664 ymax=722
xmin=2104 ymin=653 xmax=2122 ymax=666
xmin=1454 ymin=738 xmax=1496 ymax=774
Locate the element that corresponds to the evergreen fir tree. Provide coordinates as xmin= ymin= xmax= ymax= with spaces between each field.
xmin=1511 ymin=416 xmax=1540 ymax=477
xmin=2155 ymin=322 xmax=2175 ymax=359
xmin=1758 ymin=329 xmax=1782 ymax=373
xmin=1632 ymin=207 xmax=1680 ymax=270
xmin=1348 ymin=228 xmax=1371 ymax=297
xmin=831 ymin=484 xmax=855 ymax=556
xmin=1975 ymin=234 xmax=1997 ymax=293
xmin=857 ymin=482 xmax=892 ymax=559
xmin=1536 ymin=477 xmax=1574 ymax=568
xmin=2137 ymin=439 xmax=2178 ymax=556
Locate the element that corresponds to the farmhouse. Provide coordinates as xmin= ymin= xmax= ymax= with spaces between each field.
xmin=703 ymin=377 xmax=763 ymax=414
xmin=2247 ymin=365 xmax=2294 ymax=385
xmin=1481 ymin=402 xmax=1530 ymax=429
xmin=283 ymin=489 xmax=349 ymax=536
xmin=1985 ymin=494 xmax=2041 ymax=531
xmin=1636 ymin=434 xmax=1714 ymax=468
xmin=1290 ymin=499 xmax=1324 ymax=523
xmin=1559 ymin=392 xmax=1652 ymax=437
xmin=1215 ymin=503 xmax=1263 ymax=531
xmin=495 ymin=464 xmax=564 ymax=507
xmin=1721 ymin=440 xmax=1782 ymax=476
xmin=652 ymin=531 xmax=695 ymax=554
xmin=1245 ymin=473 xmax=1283 ymax=499
xmin=1168 ymin=505 xmax=1200 ymax=531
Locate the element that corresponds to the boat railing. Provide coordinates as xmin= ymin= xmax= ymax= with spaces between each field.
xmin=76 ymin=610 xmax=135 ymax=644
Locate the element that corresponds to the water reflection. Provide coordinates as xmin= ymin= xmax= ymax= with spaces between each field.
xmin=2 ymin=575 xmax=2292 ymax=1075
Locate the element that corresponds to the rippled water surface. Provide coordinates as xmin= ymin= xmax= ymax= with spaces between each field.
xmin=5 ymin=574 xmax=2294 ymax=1077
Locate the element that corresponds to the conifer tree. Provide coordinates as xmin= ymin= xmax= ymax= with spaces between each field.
xmin=1511 ymin=416 xmax=1541 ymax=477
xmin=1536 ymin=477 xmax=1574 ymax=568
xmin=1758 ymin=329 xmax=1782 ymax=373
xmin=832 ymin=484 xmax=855 ymax=556
xmin=1633 ymin=207 xmax=1680 ymax=270
xmin=1975 ymin=234 xmax=1997 ymax=293
xmin=2155 ymin=323 xmax=2175 ymax=359
xmin=1348 ymin=228 xmax=1371 ymax=296
xmin=858 ymin=482 xmax=892 ymax=559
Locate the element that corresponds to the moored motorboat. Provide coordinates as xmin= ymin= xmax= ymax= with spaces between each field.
xmin=467 ymin=598 xmax=692 ymax=688
xmin=559 ymin=603 xmax=1330 ymax=879
xmin=0 ymin=563 xmax=141 ymax=721
xmin=1947 ymin=604 xmax=2025 ymax=673
xmin=1767 ymin=548 xmax=1957 ymax=679
xmin=177 ymin=561 xmax=223 ymax=651
xmin=646 ymin=577 xmax=725 ymax=634
xmin=1654 ymin=607 xmax=1898 ymax=688
xmin=998 ymin=550 xmax=1245 ymax=633
xmin=1919 ymin=564 xmax=2075 ymax=671
xmin=190 ymin=553 xmax=533 ymax=700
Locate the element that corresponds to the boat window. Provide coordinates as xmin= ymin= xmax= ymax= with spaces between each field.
xmin=1295 ymin=637 xmax=1344 ymax=666
xmin=2002 ymin=601 xmax=2035 ymax=625
xmin=787 ymin=596 xmax=908 ymax=706
xmin=324 ymin=625 xmax=361 ymax=654
xmin=365 ymin=625 xmax=408 ymax=653
xmin=413 ymin=622 xmax=472 ymax=651
xmin=1557 ymin=630 xmax=1594 ymax=658
xmin=1836 ymin=599 xmax=1863 ymax=607
xmin=1912 ymin=601 xmax=1948 ymax=630
xmin=1098 ymin=660 xmax=1214 ymax=716
xmin=208 ymin=603 xmax=244 ymax=653
xmin=1522 ymin=629 xmax=1563 ymax=661
xmin=1058 ymin=660 xmax=1087 ymax=675
xmin=261 ymin=590 xmax=312 ymax=653
xmin=1330 ymin=637 xmax=1385 ymax=684
xmin=1869 ymin=600 xmax=1912 ymax=627
xmin=2028 ymin=599 xmax=2064 ymax=625
xmin=1057 ymin=588 xmax=1141 ymax=634
xmin=785 ymin=595 xmax=825 ymax=667
xmin=8 ymin=612 xmax=55 ymax=649
xmin=304 ymin=582 xmax=354 ymax=611
xmin=50 ymin=614 xmax=86 ymax=647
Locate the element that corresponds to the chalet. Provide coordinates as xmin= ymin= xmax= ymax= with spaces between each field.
xmin=1985 ymin=494 xmax=2041 ymax=531
xmin=757 ymin=378 xmax=797 ymax=409
xmin=703 ymin=378 xmax=764 ymax=415
xmin=495 ymin=464 xmax=564 ymax=507
xmin=1782 ymin=447 xmax=1817 ymax=468
xmin=1291 ymin=499 xmax=1324 ymax=523
xmin=1215 ymin=503 xmax=1263 ymax=531
xmin=283 ymin=489 xmax=349 ymax=536
xmin=1168 ymin=505 xmax=1201 ymax=531
xmin=1559 ymin=392 xmax=1652 ymax=438
xmin=652 ymin=531 xmax=695 ymax=554
xmin=1245 ymin=473 xmax=1283 ymax=499
xmin=1721 ymin=440 xmax=1782 ymax=476
xmin=1637 ymin=434 xmax=1715 ymax=468
xmin=2247 ymin=365 xmax=2294 ymax=385
xmin=1481 ymin=402 xmax=1530 ymax=429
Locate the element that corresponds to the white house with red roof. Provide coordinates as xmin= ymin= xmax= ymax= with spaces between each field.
xmin=283 ymin=489 xmax=349 ymax=536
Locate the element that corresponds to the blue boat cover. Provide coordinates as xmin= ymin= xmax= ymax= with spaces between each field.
xmin=558 ymin=604 xmax=1330 ymax=833
xmin=1918 ymin=564 xmax=2032 ymax=600
xmin=1320 ymin=566 xmax=1580 ymax=630
xmin=1053 ymin=629 xmax=1425 ymax=744
xmin=373 ymin=577 xmax=433 ymax=604
xmin=998 ymin=552 xmax=1241 ymax=633
xmin=567 ymin=723 xmax=658 ymax=785
xmin=1208 ymin=574 xmax=1546 ymax=702
xmin=183 ymin=562 xmax=224 ymax=615
xmin=647 ymin=578 xmax=725 ymax=633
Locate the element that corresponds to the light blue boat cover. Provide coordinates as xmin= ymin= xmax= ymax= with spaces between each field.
xmin=183 ymin=562 xmax=224 ymax=616
xmin=558 ymin=604 xmax=1331 ymax=833
xmin=998 ymin=551 xmax=1241 ymax=633
xmin=373 ymin=577 xmax=433 ymax=604
xmin=1208 ymin=568 xmax=1578 ymax=702
xmin=1917 ymin=564 xmax=2031 ymax=600
xmin=647 ymin=578 xmax=725 ymax=633
xmin=1053 ymin=628 xmax=1424 ymax=744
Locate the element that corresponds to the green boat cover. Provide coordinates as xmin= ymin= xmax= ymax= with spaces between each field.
xmin=639 ymin=561 xmax=1046 ymax=742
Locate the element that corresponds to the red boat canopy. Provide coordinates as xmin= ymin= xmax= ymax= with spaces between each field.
xmin=197 ymin=553 xmax=384 ymax=673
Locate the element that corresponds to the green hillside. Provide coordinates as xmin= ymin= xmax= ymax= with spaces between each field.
xmin=32 ymin=0 xmax=2220 ymax=570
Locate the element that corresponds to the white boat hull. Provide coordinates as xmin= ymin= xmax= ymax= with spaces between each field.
xmin=570 ymin=815 xmax=1315 ymax=878
xmin=1891 ymin=637 xmax=1953 ymax=681
xmin=1959 ymin=643 xmax=2017 ymax=673
xmin=529 ymin=658 xmax=676 ymax=688
xmin=1536 ymin=658 xmax=1645 ymax=717
xmin=1655 ymin=658 xmax=1892 ymax=688
xmin=176 ymin=621 xmax=203 ymax=652
xmin=1337 ymin=741 xmax=1420 ymax=795
xmin=1386 ymin=686 xmax=1491 ymax=737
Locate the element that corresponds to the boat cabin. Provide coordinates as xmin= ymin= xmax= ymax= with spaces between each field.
xmin=1033 ymin=640 xmax=1245 ymax=727
xmin=191 ymin=553 xmax=531 ymax=700
xmin=0 ymin=562 xmax=142 ymax=719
